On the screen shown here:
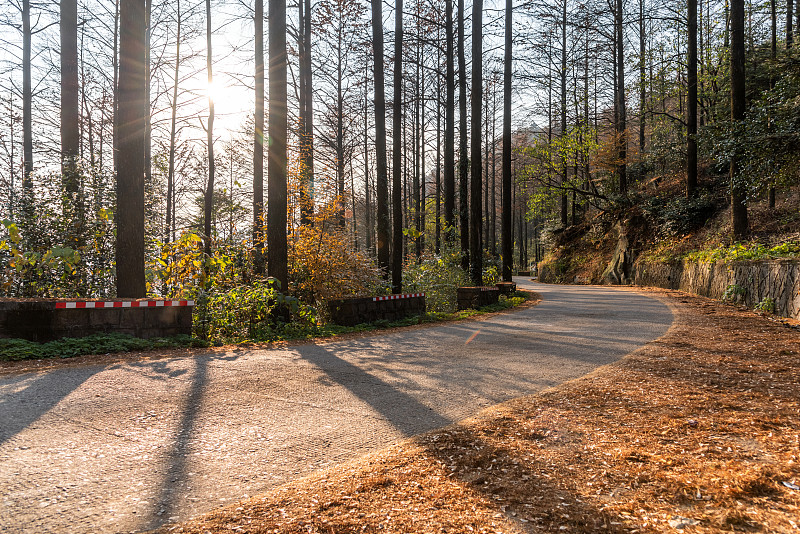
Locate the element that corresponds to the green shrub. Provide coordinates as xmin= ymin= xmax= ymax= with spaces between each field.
xmin=194 ymin=277 xmax=316 ymax=344
xmin=722 ymin=284 xmax=747 ymax=303
xmin=642 ymin=194 xmax=716 ymax=236
xmin=402 ymin=245 xmax=470 ymax=313
xmin=755 ymin=297 xmax=775 ymax=313
xmin=684 ymin=241 xmax=800 ymax=263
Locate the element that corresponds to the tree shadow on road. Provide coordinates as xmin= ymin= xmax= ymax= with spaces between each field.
xmin=294 ymin=343 xmax=452 ymax=437
xmin=0 ymin=366 xmax=102 ymax=446
xmin=141 ymin=351 xmax=241 ymax=531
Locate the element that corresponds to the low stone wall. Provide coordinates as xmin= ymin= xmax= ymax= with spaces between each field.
xmin=0 ymin=299 xmax=194 ymax=342
xmin=517 ymin=270 xmax=531 ymax=277
xmin=328 ymin=293 xmax=426 ymax=327
xmin=633 ymin=260 xmax=800 ymax=319
xmin=457 ymin=287 xmax=500 ymax=310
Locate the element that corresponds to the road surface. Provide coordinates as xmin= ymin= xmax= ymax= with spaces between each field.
xmin=0 ymin=280 xmax=672 ymax=533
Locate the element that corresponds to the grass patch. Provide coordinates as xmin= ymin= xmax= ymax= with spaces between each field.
xmin=0 ymin=333 xmax=206 ymax=362
xmin=639 ymin=240 xmax=800 ymax=265
xmin=682 ymin=240 xmax=800 ymax=263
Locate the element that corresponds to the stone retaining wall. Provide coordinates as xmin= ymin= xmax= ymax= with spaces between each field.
xmin=633 ymin=260 xmax=800 ymax=319
xmin=327 ymin=294 xmax=426 ymax=326
xmin=0 ymin=300 xmax=194 ymax=342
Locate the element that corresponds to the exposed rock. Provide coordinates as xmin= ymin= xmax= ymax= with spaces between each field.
xmin=602 ymin=222 xmax=634 ymax=285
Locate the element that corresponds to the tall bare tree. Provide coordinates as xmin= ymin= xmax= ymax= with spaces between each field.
xmin=730 ymin=0 xmax=747 ymax=237
xmin=116 ymin=0 xmax=147 ymax=297
xmin=203 ymin=0 xmax=215 ymax=257
xmin=502 ymin=0 xmax=512 ymax=281
xmin=443 ymin=0 xmax=455 ymax=244
xmin=268 ymin=0 xmax=289 ymax=288
xmin=391 ymin=0 xmax=404 ymax=292
xmin=298 ymin=0 xmax=314 ymax=225
xmin=457 ymin=0 xmax=469 ymax=270
xmin=615 ymin=0 xmax=627 ymax=194
xmin=687 ymin=0 xmax=698 ymax=198
xmin=469 ymin=0 xmax=483 ymax=285
xmin=61 ymin=0 xmax=79 ymax=192
xmin=165 ymin=0 xmax=183 ymax=244
xmin=560 ymin=0 xmax=568 ymax=226
xmin=254 ymin=0 xmax=265 ymax=272
xmin=372 ymin=0 xmax=390 ymax=276
xmin=21 ymin=0 xmax=33 ymax=207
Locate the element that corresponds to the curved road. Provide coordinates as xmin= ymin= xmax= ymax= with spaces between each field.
xmin=0 ymin=280 xmax=672 ymax=533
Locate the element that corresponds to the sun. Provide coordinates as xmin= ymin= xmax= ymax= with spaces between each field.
xmin=206 ymin=79 xmax=229 ymax=104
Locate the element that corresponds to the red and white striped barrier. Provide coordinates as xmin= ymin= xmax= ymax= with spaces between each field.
xmin=54 ymin=300 xmax=194 ymax=309
xmin=372 ymin=293 xmax=425 ymax=302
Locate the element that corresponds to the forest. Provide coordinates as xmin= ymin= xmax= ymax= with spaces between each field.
xmin=1 ymin=0 xmax=799 ymax=341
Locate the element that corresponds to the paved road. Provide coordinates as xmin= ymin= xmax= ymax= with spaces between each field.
xmin=0 ymin=280 xmax=672 ymax=533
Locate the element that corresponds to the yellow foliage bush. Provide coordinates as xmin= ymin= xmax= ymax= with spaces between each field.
xmin=289 ymin=201 xmax=388 ymax=304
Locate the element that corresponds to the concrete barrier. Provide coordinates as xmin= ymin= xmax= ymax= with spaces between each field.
xmin=457 ymin=287 xmax=500 ymax=310
xmin=327 ymin=293 xmax=426 ymax=326
xmin=495 ymin=281 xmax=517 ymax=295
xmin=0 ymin=299 xmax=194 ymax=342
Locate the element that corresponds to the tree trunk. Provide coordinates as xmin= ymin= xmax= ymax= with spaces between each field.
xmin=560 ymin=0 xmax=568 ymax=227
xmin=253 ymin=0 xmax=265 ymax=271
xmin=268 ymin=0 xmax=289 ymax=289
xmin=491 ymin=86 xmax=497 ymax=257
xmin=458 ymin=0 xmax=469 ymax=271
xmin=469 ymin=0 xmax=483 ymax=285
xmin=116 ymin=0 xmax=147 ymax=298
xmin=502 ymin=0 xmax=512 ymax=281
xmin=730 ymin=0 xmax=747 ymax=238
xmin=7 ymin=91 xmax=16 ymax=218
xmin=788 ymin=0 xmax=794 ymax=48
xmin=444 ymin=0 xmax=456 ymax=243
xmin=299 ymin=0 xmax=314 ymax=225
xmin=372 ymin=0 xmax=390 ymax=276
xmin=203 ymin=0 xmax=215 ymax=258
xmin=639 ymin=0 xmax=646 ymax=155
xmin=616 ymin=0 xmax=627 ymax=194
xmin=768 ymin=0 xmax=776 ymax=209
xmin=364 ymin=67 xmax=372 ymax=252
xmin=337 ymin=28 xmax=345 ymax=229
xmin=687 ymin=0 xmax=698 ymax=198
xmin=22 ymin=0 xmax=33 ymax=210
xmin=419 ymin=50 xmax=426 ymax=259
xmin=112 ymin=0 xmax=119 ymax=174
xmin=414 ymin=43 xmax=421 ymax=260
xmin=435 ymin=37 xmax=442 ymax=254
xmin=144 ymin=0 xmax=152 ymax=207
xmin=166 ymin=0 xmax=181 ymax=245
xmin=391 ymin=0 xmax=404 ymax=292
xmin=483 ymin=82 xmax=489 ymax=248
xmin=61 ymin=0 xmax=80 ymax=194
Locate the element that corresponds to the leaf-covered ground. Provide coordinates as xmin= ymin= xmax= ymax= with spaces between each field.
xmin=156 ymin=288 xmax=800 ymax=533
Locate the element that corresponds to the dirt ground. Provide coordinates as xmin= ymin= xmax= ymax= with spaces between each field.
xmin=154 ymin=287 xmax=800 ymax=533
